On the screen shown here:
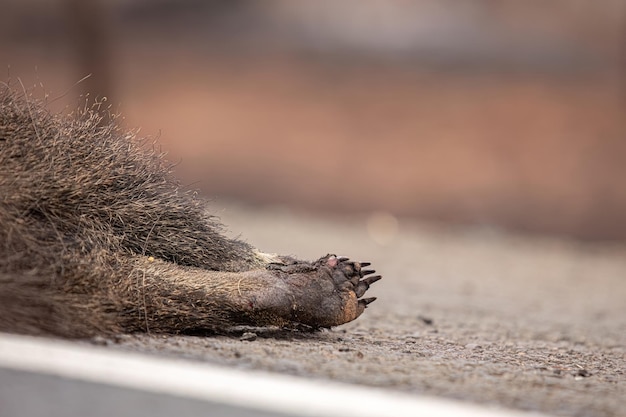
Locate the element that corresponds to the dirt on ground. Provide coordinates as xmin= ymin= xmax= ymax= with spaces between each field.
xmin=84 ymin=203 xmax=626 ymax=417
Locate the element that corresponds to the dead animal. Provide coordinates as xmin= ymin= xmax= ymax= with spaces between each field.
xmin=0 ymin=84 xmax=381 ymax=338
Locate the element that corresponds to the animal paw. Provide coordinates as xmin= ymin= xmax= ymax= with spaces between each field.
xmin=265 ymin=254 xmax=381 ymax=328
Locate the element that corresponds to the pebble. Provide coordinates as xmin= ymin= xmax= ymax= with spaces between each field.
xmin=240 ymin=332 xmax=257 ymax=342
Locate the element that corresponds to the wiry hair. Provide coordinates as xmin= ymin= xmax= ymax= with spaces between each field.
xmin=0 ymin=84 xmax=260 ymax=337
xmin=1 ymin=84 xmax=381 ymax=337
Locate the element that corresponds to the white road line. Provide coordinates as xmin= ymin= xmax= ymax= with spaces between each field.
xmin=0 ymin=333 xmax=549 ymax=417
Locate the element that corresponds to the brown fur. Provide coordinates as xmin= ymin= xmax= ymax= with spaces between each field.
xmin=0 ymin=84 xmax=380 ymax=338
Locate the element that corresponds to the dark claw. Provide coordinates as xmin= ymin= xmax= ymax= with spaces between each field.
xmin=337 ymin=256 xmax=350 ymax=262
xmin=361 ymin=269 xmax=376 ymax=277
xmin=354 ymin=274 xmax=382 ymax=297
xmin=362 ymin=275 xmax=382 ymax=286
xmin=360 ymin=297 xmax=377 ymax=306
xmin=360 ymin=262 xmax=371 ymax=267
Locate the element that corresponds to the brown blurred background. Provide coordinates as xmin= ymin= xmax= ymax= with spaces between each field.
xmin=2 ymin=0 xmax=626 ymax=240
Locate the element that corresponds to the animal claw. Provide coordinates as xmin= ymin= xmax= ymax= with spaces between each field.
xmin=362 ymin=275 xmax=382 ymax=286
xmin=360 ymin=297 xmax=377 ymax=306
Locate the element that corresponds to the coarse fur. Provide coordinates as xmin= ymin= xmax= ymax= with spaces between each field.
xmin=0 ymin=84 xmax=380 ymax=338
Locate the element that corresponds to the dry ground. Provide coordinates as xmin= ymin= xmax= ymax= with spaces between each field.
xmin=85 ymin=203 xmax=626 ymax=417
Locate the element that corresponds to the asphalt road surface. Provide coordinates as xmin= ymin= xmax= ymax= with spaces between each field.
xmin=2 ymin=204 xmax=625 ymax=417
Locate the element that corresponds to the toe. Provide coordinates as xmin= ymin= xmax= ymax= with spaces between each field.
xmin=354 ymin=275 xmax=381 ymax=297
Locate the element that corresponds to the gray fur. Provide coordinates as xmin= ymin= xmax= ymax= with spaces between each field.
xmin=0 ymin=84 xmax=379 ymax=338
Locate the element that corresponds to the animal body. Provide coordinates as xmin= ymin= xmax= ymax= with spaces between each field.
xmin=0 ymin=85 xmax=380 ymax=338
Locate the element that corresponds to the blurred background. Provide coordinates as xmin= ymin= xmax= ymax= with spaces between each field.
xmin=2 ymin=0 xmax=626 ymax=240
